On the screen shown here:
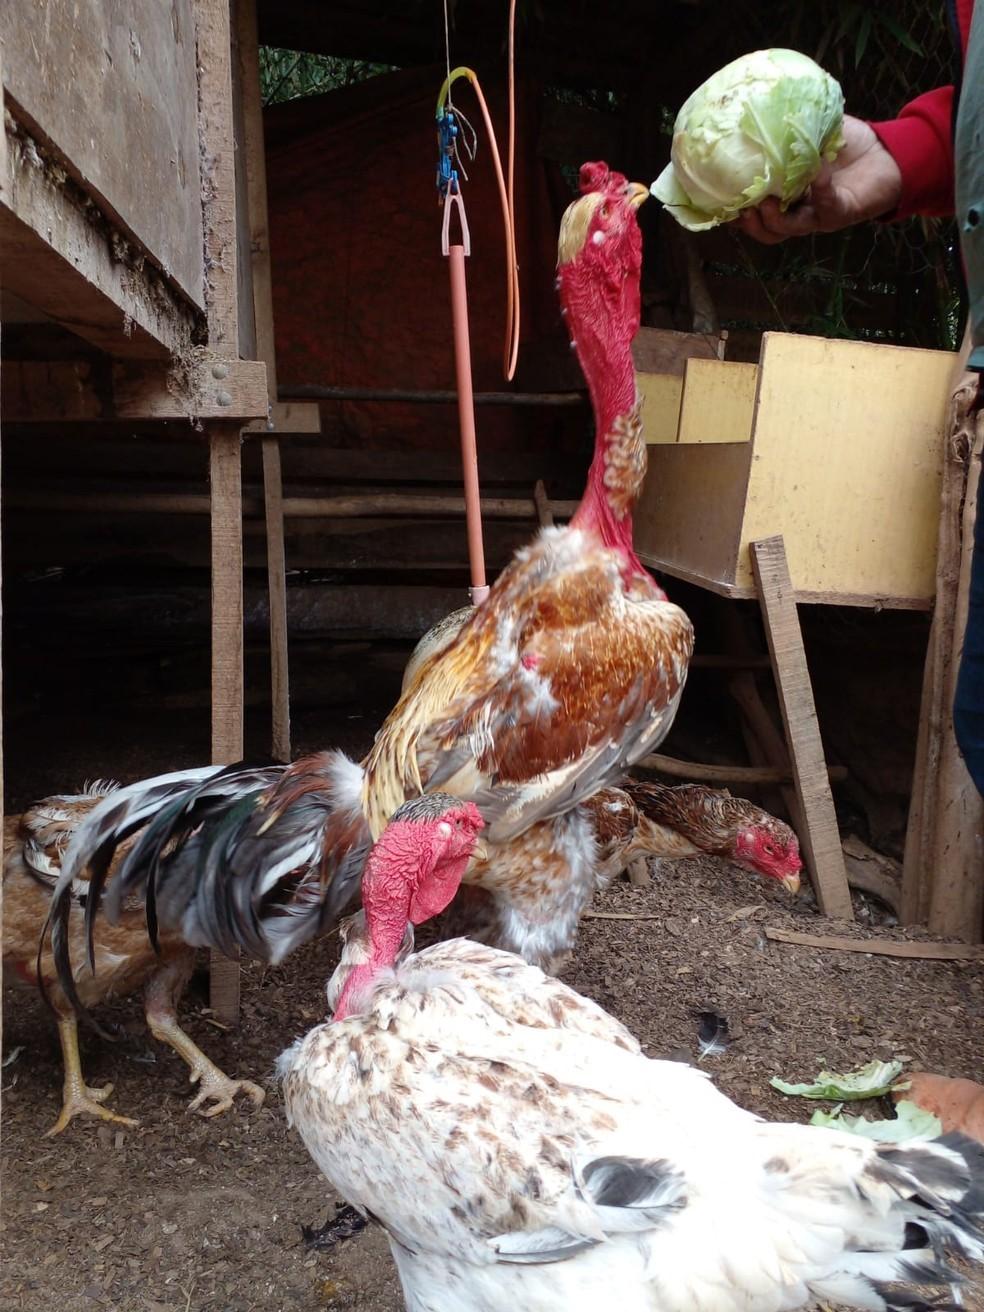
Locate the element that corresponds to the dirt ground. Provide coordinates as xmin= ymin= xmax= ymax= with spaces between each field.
xmin=2 ymin=697 xmax=983 ymax=1312
xmin=3 ymin=847 xmax=983 ymax=1311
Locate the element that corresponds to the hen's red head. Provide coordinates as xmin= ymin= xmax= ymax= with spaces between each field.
xmin=557 ymin=162 xmax=647 ymax=333
xmin=333 ymin=795 xmax=485 ymax=1021
xmin=733 ymin=822 xmax=802 ymax=893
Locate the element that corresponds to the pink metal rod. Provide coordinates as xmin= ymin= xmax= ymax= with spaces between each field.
xmin=447 ymin=240 xmax=489 ymax=604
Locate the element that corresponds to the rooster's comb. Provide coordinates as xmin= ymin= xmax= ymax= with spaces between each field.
xmin=579 ymin=161 xmax=629 ymax=197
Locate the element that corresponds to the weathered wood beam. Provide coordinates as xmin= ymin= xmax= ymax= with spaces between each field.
xmin=764 ymin=926 xmax=984 ymax=961
xmin=0 ymin=107 xmax=200 ymax=360
xmin=6 ymin=488 xmax=580 ymax=520
xmin=208 ymin=424 xmax=244 ymax=1022
xmin=2 ymin=358 xmax=268 ymax=423
xmin=750 ymin=535 xmax=855 ymax=921
xmin=278 ymin=383 xmax=586 ymax=407
xmin=197 ymin=0 xmax=244 ymax=1022
xmin=636 ymin=752 xmax=847 ymax=787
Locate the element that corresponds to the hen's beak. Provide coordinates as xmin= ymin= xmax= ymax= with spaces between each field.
xmin=471 ymin=838 xmax=489 ymax=864
xmin=781 ymin=871 xmax=802 ymax=896
xmin=626 ymin=182 xmax=649 ymax=210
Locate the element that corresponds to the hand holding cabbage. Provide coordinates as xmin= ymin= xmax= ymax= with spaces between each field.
xmin=652 ymin=49 xmax=853 ymax=234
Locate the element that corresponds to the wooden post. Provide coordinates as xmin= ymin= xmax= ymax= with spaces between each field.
xmin=902 ymin=347 xmax=984 ymax=941
xmin=750 ymin=536 xmax=854 ymax=921
xmin=235 ymin=0 xmax=291 ymax=762
xmin=927 ymin=414 xmax=984 ymax=941
xmin=209 ymin=426 xmax=244 ymax=1019
xmin=197 ymin=0 xmax=244 ymax=1019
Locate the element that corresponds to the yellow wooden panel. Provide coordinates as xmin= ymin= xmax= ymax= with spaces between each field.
xmin=677 ymin=359 xmax=758 ymax=444
xmin=738 ymin=333 xmax=954 ymax=604
xmin=637 ymin=372 xmax=683 ymax=444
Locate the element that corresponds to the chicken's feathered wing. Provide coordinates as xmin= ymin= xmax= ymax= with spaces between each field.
xmin=363 ymin=529 xmax=693 ymax=842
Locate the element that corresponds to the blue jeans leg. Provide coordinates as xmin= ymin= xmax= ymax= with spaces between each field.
xmin=954 ymin=477 xmax=984 ymax=798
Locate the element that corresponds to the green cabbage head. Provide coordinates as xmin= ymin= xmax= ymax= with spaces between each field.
xmin=652 ymin=48 xmax=845 ymax=232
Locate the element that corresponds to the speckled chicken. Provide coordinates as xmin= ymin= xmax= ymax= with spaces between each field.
xmin=2 ymin=782 xmax=263 ymax=1134
xmin=280 ymin=795 xmax=984 ymax=1312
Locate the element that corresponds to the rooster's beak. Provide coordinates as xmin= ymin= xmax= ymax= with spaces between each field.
xmin=781 ymin=871 xmax=802 ymax=896
xmin=626 ymin=182 xmax=649 ymax=210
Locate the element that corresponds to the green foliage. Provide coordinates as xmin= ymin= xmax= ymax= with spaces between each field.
xmin=259 ymin=48 xmax=396 ymax=107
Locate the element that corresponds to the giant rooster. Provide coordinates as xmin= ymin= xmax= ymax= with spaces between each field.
xmin=281 ymin=795 xmax=984 ymax=1312
xmin=46 ymin=161 xmax=693 ymax=977
xmin=34 ymin=161 xmax=701 ymax=1119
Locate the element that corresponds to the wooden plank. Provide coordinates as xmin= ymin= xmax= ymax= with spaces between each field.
xmin=533 ymin=480 xmax=555 ymax=528
xmin=902 ymin=345 xmax=977 ymax=924
xmin=637 ymin=373 xmax=683 ymax=445
xmin=631 ymin=327 xmax=722 ymax=376
xmin=927 ymin=413 xmax=984 ymax=942
xmin=208 ymin=426 xmax=244 ymax=1021
xmin=634 ymin=441 xmax=752 ymax=585
xmin=195 ymin=0 xmax=239 ymax=353
xmin=261 ymin=437 xmax=291 ymax=760
xmin=5 ymin=489 xmax=580 ymax=520
xmin=0 ymin=111 xmax=197 ymax=359
xmin=245 ymin=400 xmax=321 ymax=435
xmin=1 ymin=0 xmax=204 ymax=305
xmin=677 ymin=359 xmax=758 ymax=445
xmin=739 ymin=333 xmax=954 ymax=603
xmin=236 ymin=0 xmax=291 ymax=761
xmin=764 ymin=926 xmax=983 ymax=961
xmin=2 ymin=359 xmax=268 ymax=423
xmin=750 ymin=535 xmax=855 ymax=921
xmin=636 ymin=751 xmax=847 ymax=787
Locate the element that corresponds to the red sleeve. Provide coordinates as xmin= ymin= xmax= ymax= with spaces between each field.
xmin=869 ymin=86 xmax=955 ymax=219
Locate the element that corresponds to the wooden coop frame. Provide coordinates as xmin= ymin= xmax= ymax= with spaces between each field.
xmin=0 ymin=0 xmax=320 ymax=1020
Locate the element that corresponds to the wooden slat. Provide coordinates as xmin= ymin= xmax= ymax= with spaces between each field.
xmin=2 ymin=359 xmax=268 ymax=423
xmin=637 ymin=751 xmax=847 ymax=787
xmin=638 ymin=373 xmax=683 ymax=445
xmin=0 ymin=111 xmax=196 ymax=359
xmin=195 ymin=0 xmax=239 ymax=353
xmin=677 ymin=358 xmax=757 ymax=445
xmin=236 ymin=0 xmax=292 ymax=761
xmin=208 ymin=426 xmax=244 ymax=1020
xmin=261 ymin=437 xmax=290 ymax=760
xmin=902 ymin=357 xmax=975 ymax=922
xmin=631 ymin=326 xmax=722 ymax=376
xmin=750 ymin=535 xmax=854 ymax=921
xmin=927 ymin=415 xmax=984 ymax=942
xmin=4 ymin=489 xmax=580 ymax=520
xmin=197 ymin=0 xmax=247 ymax=1019
xmin=764 ymin=927 xmax=983 ymax=961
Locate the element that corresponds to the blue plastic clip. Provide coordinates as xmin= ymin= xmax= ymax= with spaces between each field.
xmin=436 ymin=109 xmax=460 ymax=197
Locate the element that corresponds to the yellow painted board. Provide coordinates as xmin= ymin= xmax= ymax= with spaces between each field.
xmin=737 ymin=333 xmax=954 ymax=603
xmin=677 ymin=358 xmax=758 ymax=445
xmin=637 ymin=372 xmax=684 ymax=444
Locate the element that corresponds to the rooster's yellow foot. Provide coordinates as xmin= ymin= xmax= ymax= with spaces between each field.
xmin=45 ymin=1081 xmax=139 ymax=1137
xmin=186 ymin=1061 xmax=266 ymax=1117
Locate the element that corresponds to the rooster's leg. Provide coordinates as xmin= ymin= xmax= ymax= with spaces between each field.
xmin=45 ymin=1016 xmax=139 ymax=1137
xmin=144 ymin=956 xmax=265 ymax=1117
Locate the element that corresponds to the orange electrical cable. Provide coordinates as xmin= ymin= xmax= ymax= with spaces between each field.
xmin=436 ymin=57 xmax=520 ymax=380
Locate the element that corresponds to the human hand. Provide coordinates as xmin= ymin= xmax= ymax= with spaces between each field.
xmin=733 ymin=115 xmax=903 ymax=244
